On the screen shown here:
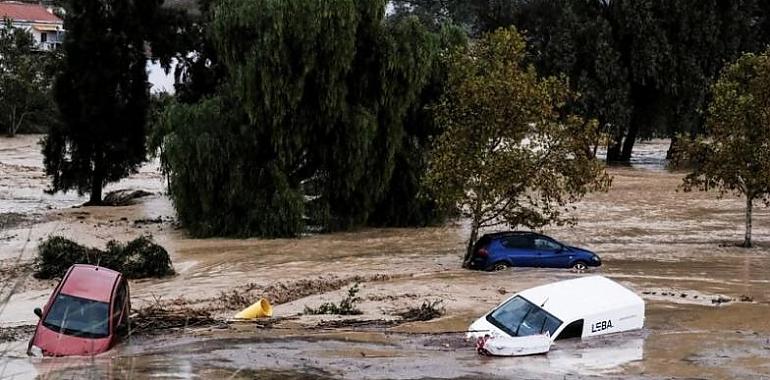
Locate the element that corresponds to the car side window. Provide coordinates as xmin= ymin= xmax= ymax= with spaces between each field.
xmin=502 ymin=236 xmax=533 ymax=249
xmin=534 ymin=238 xmax=561 ymax=251
xmin=113 ymin=283 xmax=127 ymax=324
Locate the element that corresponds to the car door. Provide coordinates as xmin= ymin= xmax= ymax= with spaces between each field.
xmin=500 ymin=235 xmax=538 ymax=266
xmin=532 ymin=237 xmax=569 ymax=267
xmin=111 ymin=281 xmax=128 ymax=338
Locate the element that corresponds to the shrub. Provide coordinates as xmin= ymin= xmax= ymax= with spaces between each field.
xmin=397 ymin=300 xmax=445 ymax=322
xmin=35 ymin=235 xmax=174 ymax=279
xmin=304 ymin=283 xmax=363 ymax=316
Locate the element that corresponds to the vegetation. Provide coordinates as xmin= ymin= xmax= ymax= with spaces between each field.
xmin=399 ymin=0 xmax=770 ymax=162
xmin=154 ymin=0 xmax=456 ymax=237
xmin=304 ymin=283 xmax=363 ymax=316
xmin=42 ymin=0 xmax=162 ymax=204
xmin=21 ymin=0 xmax=770 ymax=248
xmin=35 ymin=235 xmax=174 ymax=279
xmin=157 ymin=93 xmax=304 ymax=237
xmin=397 ymin=300 xmax=445 ymax=322
xmin=675 ymin=50 xmax=770 ymax=248
xmin=425 ymin=28 xmax=611 ymax=265
xmin=0 ymin=21 xmax=58 ymax=136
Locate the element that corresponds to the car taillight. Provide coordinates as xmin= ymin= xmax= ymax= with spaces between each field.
xmin=476 ymin=247 xmax=489 ymax=258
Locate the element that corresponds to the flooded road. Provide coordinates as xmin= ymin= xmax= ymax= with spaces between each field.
xmin=1 ymin=137 xmax=769 ymax=379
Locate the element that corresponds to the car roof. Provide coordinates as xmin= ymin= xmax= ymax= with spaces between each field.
xmin=518 ymin=276 xmax=643 ymax=324
xmin=482 ymin=231 xmax=545 ymax=240
xmin=59 ymin=264 xmax=121 ymax=303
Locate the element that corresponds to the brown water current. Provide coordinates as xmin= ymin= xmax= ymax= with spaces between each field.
xmin=1 ymin=137 xmax=769 ymax=379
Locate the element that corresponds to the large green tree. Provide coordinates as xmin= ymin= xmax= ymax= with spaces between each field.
xmin=676 ymin=51 xmax=770 ymax=248
xmin=418 ymin=0 xmax=766 ymax=162
xmin=0 ymin=21 xmax=58 ymax=137
xmin=43 ymin=0 xmax=163 ymax=204
xmin=509 ymin=0 xmax=762 ymax=162
xmin=425 ymin=28 xmax=611 ymax=266
xmin=157 ymin=0 xmax=444 ymax=236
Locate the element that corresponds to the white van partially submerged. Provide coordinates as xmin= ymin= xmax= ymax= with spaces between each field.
xmin=467 ymin=276 xmax=645 ymax=356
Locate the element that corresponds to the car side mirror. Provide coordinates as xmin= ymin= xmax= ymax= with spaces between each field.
xmin=34 ymin=307 xmax=42 ymax=318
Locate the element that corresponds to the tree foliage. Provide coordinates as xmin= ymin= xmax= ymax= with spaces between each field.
xmin=157 ymin=0 xmax=452 ymax=236
xmin=675 ymin=50 xmax=770 ymax=248
xmin=0 ymin=21 xmax=58 ymax=136
xmin=425 ymin=27 xmax=611 ymax=264
xmin=157 ymin=93 xmax=304 ymax=237
xmin=409 ymin=0 xmax=768 ymax=162
xmin=43 ymin=0 xmax=163 ymax=204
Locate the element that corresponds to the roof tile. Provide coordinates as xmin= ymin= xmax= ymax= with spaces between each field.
xmin=0 ymin=1 xmax=62 ymax=23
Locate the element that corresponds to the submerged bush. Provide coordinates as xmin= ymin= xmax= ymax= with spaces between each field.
xmin=35 ymin=235 xmax=174 ymax=279
xmin=304 ymin=283 xmax=363 ymax=316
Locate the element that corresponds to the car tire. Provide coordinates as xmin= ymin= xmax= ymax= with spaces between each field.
xmin=490 ymin=262 xmax=509 ymax=272
xmin=572 ymin=261 xmax=588 ymax=271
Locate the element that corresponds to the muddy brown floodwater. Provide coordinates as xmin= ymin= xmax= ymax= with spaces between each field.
xmin=1 ymin=136 xmax=769 ymax=379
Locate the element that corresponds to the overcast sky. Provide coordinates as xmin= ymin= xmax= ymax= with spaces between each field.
xmin=147 ymin=61 xmax=175 ymax=94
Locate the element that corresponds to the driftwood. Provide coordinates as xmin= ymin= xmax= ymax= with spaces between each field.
xmin=129 ymin=299 xmax=222 ymax=336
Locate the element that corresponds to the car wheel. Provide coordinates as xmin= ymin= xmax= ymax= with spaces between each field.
xmin=572 ymin=261 xmax=588 ymax=271
xmin=490 ymin=262 xmax=509 ymax=272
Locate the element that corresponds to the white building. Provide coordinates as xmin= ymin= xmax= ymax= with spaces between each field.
xmin=0 ymin=1 xmax=63 ymax=50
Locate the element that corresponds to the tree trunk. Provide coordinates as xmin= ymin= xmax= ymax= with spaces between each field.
xmin=463 ymin=222 xmax=479 ymax=268
xmin=743 ymin=196 xmax=753 ymax=248
xmin=88 ymin=160 xmax=104 ymax=205
xmin=666 ymin=135 xmax=679 ymax=160
xmin=620 ymin=122 xmax=638 ymax=162
xmin=606 ymin=137 xmax=623 ymax=162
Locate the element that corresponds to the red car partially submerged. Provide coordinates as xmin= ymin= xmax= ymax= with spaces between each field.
xmin=28 ymin=264 xmax=130 ymax=357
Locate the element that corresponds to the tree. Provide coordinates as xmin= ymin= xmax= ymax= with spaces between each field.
xmin=154 ymin=0 xmax=443 ymax=236
xmin=369 ymin=23 xmax=467 ymax=226
xmin=676 ymin=51 xmax=770 ymax=248
xmin=0 ymin=21 xmax=58 ymax=137
xmin=43 ymin=0 xmax=162 ymax=204
xmin=465 ymin=0 xmax=764 ymax=163
xmin=389 ymin=0 xmax=476 ymax=32
xmin=425 ymin=27 xmax=611 ymax=266
xmin=156 ymin=92 xmax=305 ymax=237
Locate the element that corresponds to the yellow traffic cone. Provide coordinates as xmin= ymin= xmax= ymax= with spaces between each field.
xmin=234 ymin=298 xmax=273 ymax=319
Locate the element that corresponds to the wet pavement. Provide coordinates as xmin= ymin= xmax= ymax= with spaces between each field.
xmin=1 ymin=137 xmax=770 ymax=379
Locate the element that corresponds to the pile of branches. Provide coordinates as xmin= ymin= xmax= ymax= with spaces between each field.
xmin=219 ymin=274 xmax=392 ymax=310
xmin=130 ymin=298 xmax=221 ymax=336
xmin=34 ymin=235 xmax=174 ymax=279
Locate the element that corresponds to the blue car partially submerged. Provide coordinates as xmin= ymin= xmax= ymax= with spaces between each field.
xmin=467 ymin=231 xmax=601 ymax=271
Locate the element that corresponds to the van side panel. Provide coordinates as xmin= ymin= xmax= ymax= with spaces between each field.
xmin=581 ymin=303 xmax=645 ymax=338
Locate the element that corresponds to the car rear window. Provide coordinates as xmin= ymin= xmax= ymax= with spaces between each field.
xmin=486 ymin=296 xmax=562 ymax=338
xmin=43 ymin=294 xmax=110 ymax=338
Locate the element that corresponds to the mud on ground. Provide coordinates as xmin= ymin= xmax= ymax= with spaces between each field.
xmin=1 ymin=137 xmax=770 ymax=379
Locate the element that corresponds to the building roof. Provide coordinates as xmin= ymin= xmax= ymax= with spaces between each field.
xmin=60 ymin=264 xmax=120 ymax=303
xmin=0 ymin=1 xmax=62 ymax=24
xmin=519 ymin=275 xmax=644 ymax=323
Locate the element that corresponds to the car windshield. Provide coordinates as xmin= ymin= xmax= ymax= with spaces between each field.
xmin=43 ymin=293 xmax=110 ymax=338
xmin=486 ymin=296 xmax=562 ymax=337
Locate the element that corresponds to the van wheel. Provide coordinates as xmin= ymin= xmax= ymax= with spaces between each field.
xmin=572 ymin=261 xmax=588 ymax=271
xmin=490 ymin=262 xmax=509 ymax=272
